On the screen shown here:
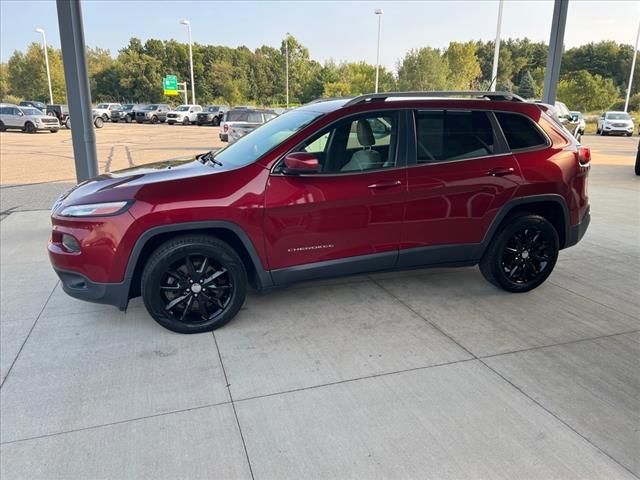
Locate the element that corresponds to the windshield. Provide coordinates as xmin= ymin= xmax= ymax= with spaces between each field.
xmin=227 ymin=111 xmax=251 ymax=122
xmin=96 ymin=104 xmax=108 ymax=109
xmin=20 ymin=107 xmax=42 ymax=116
xmin=606 ymin=113 xmax=631 ymax=120
xmin=176 ymin=105 xmax=190 ymax=111
xmin=122 ymin=104 xmax=134 ymax=109
xmin=214 ymin=110 xmax=322 ymax=168
xmin=145 ymin=105 xmax=158 ymax=110
xmin=207 ymin=106 xmax=219 ymax=112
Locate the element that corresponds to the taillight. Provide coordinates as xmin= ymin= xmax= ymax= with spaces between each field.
xmin=578 ymin=146 xmax=591 ymax=166
xmin=223 ymin=124 xmax=229 ymax=132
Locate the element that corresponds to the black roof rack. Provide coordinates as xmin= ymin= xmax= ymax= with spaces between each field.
xmin=343 ymin=91 xmax=525 ymax=107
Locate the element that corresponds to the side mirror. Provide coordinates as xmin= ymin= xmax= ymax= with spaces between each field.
xmin=282 ymin=152 xmax=319 ymax=175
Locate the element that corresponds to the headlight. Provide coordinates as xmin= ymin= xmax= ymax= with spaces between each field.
xmin=59 ymin=201 xmax=132 ymax=217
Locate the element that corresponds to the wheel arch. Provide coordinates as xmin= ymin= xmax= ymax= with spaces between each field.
xmin=482 ymin=195 xmax=570 ymax=253
xmin=125 ymin=221 xmax=272 ymax=302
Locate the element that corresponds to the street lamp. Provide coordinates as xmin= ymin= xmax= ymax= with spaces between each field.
xmin=180 ymin=19 xmax=196 ymax=105
xmin=490 ymin=0 xmax=504 ymax=91
xmin=285 ymin=32 xmax=290 ymax=108
xmin=374 ymin=9 xmax=384 ymax=93
xmin=35 ymin=28 xmax=53 ymax=104
xmin=624 ymin=18 xmax=640 ymax=112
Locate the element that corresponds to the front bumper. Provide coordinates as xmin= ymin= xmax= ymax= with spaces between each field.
xmin=565 ymin=206 xmax=590 ymax=248
xmin=54 ymin=268 xmax=129 ymax=310
xmin=36 ymin=122 xmax=60 ymax=130
xmin=603 ymin=125 xmax=633 ymax=134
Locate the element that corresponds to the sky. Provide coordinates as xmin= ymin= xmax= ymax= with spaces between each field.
xmin=1 ymin=0 xmax=639 ymax=72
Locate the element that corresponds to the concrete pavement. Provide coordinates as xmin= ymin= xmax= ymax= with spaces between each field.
xmin=0 ymin=136 xmax=638 ymax=479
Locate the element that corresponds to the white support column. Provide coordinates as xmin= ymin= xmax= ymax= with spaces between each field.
xmin=56 ymin=0 xmax=98 ymax=182
xmin=543 ymin=0 xmax=570 ymax=104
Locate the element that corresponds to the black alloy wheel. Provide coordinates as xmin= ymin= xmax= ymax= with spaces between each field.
xmin=142 ymin=236 xmax=247 ymax=333
xmin=24 ymin=122 xmax=36 ymax=133
xmin=480 ymin=214 xmax=559 ymax=292
xmin=151 ymin=115 xmax=158 ymax=124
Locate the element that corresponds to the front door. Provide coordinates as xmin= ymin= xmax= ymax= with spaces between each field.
xmin=400 ymin=109 xmax=522 ymax=266
xmin=264 ymin=110 xmax=408 ymax=282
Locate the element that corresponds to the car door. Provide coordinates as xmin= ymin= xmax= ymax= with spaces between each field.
xmin=399 ymin=109 xmax=522 ymax=268
xmin=264 ymin=110 xmax=409 ymax=282
xmin=9 ymin=107 xmax=22 ymax=127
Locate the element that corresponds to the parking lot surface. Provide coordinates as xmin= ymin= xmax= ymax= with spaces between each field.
xmin=0 ymin=131 xmax=638 ymax=479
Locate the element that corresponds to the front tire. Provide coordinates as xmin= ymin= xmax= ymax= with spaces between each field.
xmin=94 ymin=117 xmax=104 ymax=128
xmin=24 ymin=122 xmax=36 ymax=133
xmin=479 ymin=214 xmax=559 ymax=293
xmin=141 ymin=236 xmax=247 ymax=333
xmin=151 ymin=115 xmax=158 ymax=124
xmin=0 ymin=120 xmax=5 ymax=132
xmin=183 ymin=118 xmax=190 ymax=126
xmin=50 ymin=129 xmax=59 ymax=133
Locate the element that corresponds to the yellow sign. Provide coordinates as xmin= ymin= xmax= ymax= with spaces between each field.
xmin=164 ymin=89 xmax=179 ymax=96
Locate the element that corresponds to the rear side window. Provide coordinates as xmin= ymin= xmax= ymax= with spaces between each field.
xmin=495 ymin=112 xmax=547 ymax=150
xmin=415 ymin=110 xmax=495 ymax=164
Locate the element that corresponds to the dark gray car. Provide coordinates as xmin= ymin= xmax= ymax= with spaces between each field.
xmin=135 ymin=104 xmax=170 ymax=124
xmin=111 ymin=104 xmax=145 ymax=123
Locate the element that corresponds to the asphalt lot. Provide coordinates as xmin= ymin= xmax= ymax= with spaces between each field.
xmin=0 ymin=128 xmax=639 ymax=479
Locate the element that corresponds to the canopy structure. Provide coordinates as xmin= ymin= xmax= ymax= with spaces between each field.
xmin=55 ymin=0 xmax=570 ymax=182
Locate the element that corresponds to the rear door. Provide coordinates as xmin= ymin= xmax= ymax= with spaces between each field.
xmin=264 ymin=110 xmax=409 ymax=279
xmin=400 ymin=109 xmax=522 ymax=267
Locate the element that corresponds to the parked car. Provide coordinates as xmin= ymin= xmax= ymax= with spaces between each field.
xmin=92 ymin=103 xmax=122 ymax=121
xmin=48 ymin=91 xmax=591 ymax=334
xmin=111 ymin=104 xmax=145 ymax=123
xmin=135 ymin=104 xmax=170 ymax=124
xmin=0 ymin=103 xmax=60 ymax=132
xmin=219 ymin=109 xmax=277 ymax=142
xmin=166 ymin=104 xmax=203 ymax=125
xmin=227 ymin=110 xmax=278 ymax=144
xmin=569 ymin=111 xmax=586 ymax=141
xmin=596 ymin=111 xmax=634 ymax=136
xmin=196 ymin=105 xmax=229 ymax=126
xmin=46 ymin=104 xmax=70 ymax=128
xmin=19 ymin=100 xmax=47 ymax=112
xmin=63 ymin=112 xmax=106 ymax=129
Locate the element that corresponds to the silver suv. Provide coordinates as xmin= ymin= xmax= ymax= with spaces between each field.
xmin=0 ymin=103 xmax=60 ymax=133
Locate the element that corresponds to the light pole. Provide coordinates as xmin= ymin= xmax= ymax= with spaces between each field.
xmin=624 ymin=18 xmax=640 ymax=112
xmin=180 ymin=19 xmax=196 ymax=105
xmin=374 ymin=9 xmax=384 ymax=93
xmin=490 ymin=0 xmax=504 ymax=91
xmin=285 ymin=32 xmax=290 ymax=108
xmin=35 ymin=28 xmax=53 ymax=104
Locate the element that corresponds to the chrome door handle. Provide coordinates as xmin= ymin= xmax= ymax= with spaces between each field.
xmin=487 ymin=167 xmax=515 ymax=177
xmin=368 ymin=180 xmax=402 ymax=189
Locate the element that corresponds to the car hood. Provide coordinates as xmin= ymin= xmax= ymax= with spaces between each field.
xmin=169 ymin=110 xmax=189 ymax=115
xmin=56 ymin=154 xmax=239 ymax=207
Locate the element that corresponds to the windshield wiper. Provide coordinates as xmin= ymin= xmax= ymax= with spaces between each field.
xmin=197 ymin=150 xmax=223 ymax=167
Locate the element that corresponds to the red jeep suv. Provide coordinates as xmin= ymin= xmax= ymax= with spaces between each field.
xmin=49 ymin=91 xmax=591 ymax=333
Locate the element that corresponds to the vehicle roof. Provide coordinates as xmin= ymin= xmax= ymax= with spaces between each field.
xmin=0 ymin=103 xmax=18 ymax=107
xmin=297 ymin=95 xmax=546 ymax=119
xmin=605 ymin=111 xmax=629 ymax=114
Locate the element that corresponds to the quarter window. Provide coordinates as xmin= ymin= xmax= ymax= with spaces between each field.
xmin=495 ymin=112 xmax=547 ymax=150
xmin=415 ymin=110 xmax=495 ymax=164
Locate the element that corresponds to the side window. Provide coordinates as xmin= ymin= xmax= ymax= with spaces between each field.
xmin=415 ymin=110 xmax=495 ymax=164
xmin=296 ymin=112 xmax=398 ymax=174
xmin=495 ymin=112 xmax=547 ymax=150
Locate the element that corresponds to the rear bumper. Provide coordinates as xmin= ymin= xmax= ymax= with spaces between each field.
xmin=54 ymin=268 xmax=129 ymax=310
xmin=565 ymin=206 xmax=590 ymax=248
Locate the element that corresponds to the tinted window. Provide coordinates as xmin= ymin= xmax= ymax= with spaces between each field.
xmin=415 ymin=110 xmax=494 ymax=164
xmin=495 ymin=112 xmax=547 ymax=150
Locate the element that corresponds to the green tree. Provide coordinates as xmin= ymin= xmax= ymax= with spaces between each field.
xmin=557 ymin=70 xmax=619 ymax=111
xmin=7 ymin=43 xmax=65 ymax=102
xmin=443 ymin=42 xmax=481 ymax=89
xmin=397 ymin=47 xmax=449 ymax=91
xmin=518 ymin=70 xmax=536 ymax=99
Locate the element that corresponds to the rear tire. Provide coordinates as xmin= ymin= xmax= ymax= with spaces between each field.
xmin=141 ymin=235 xmax=247 ymax=333
xmin=50 ymin=129 xmax=59 ymax=133
xmin=479 ymin=214 xmax=559 ymax=293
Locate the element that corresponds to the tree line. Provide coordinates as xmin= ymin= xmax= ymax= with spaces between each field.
xmin=1 ymin=36 xmax=638 ymax=112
